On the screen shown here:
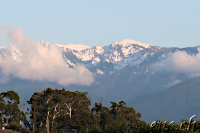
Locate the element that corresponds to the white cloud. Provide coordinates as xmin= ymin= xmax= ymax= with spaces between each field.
xmin=152 ymin=51 xmax=200 ymax=77
xmin=0 ymin=26 xmax=94 ymax=86
xmin=164 ymin=80 xmax=181 ymax=88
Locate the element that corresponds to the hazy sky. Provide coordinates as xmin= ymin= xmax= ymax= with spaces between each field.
xmin=0 ymin=0 xmax=200 ymax=47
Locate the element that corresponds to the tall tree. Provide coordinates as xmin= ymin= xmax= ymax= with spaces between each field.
xmin=61 ymin=91 xmax=91 ymax=120
xmin=0 ymin=90 xmax=27 ymax=132
xmin=28 ymin=88 xmax=92 ymax=133
xmin=0 ymin=91 xmax=21 ymax=126
xmin=0 ymin=96 xmax=5 ymax=126
xmin=109 ymin=101 xmax=144 ymax=132
xmin=28 ymin=88 xmax=61 ymax=133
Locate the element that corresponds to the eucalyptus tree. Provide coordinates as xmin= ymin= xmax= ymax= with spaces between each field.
xmin=0 ymin=91 xmax=22 ymax=126
xmin=28 ymin=88 xmax=62 ymax=133
xmin=109 ymin=101 xmax=145 ymax=132
xmin=0 ymin=96 xmax=5 ymax=126
xmin=110 ymin=101 xmax=141 ymax=121
xmin=91 ymin=102 xmax=111 ymax=131
xmin=28 ymin=88 xmax=92 ymax=133
xmin=60 ymin=91 xmax=91 ymax=120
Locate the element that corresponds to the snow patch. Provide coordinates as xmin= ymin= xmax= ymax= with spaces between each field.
xmin=11 ymin=46 xmax=23 ymax=63
xmin=96 ymin=69 xmax=104 ymax=75
xmin=197 ymin=46 xmax=200 ymax=53
xmin=56 ymin=44 xmax=90 ymax=51
xmin=111 ymin=39 xmax=151 ymax=48
xmin=105 ymin=59 xmax=110 ymax=63
xmin=110 ymin=50 xmax=122 ymax=62
xmin=94 ymin=45 xmax=104 ymax=54
xmin=92 ymin=57 xmax=101 ymax=64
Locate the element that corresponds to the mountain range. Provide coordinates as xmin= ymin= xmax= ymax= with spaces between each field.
xmin=0 ymin=39 xmax=200 ymax=122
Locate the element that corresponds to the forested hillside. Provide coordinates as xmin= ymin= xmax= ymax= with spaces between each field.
xmin=129 ymin=77 xmax=200 ymax=123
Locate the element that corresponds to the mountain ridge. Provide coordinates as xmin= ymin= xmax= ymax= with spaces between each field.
xmin=1 ymin=39 xmax=200 ymax=122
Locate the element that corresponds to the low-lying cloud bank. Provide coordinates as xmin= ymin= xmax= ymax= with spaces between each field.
xmin=152 ymin=51 xmax=200 ymax=77
xmin=0 ymin=26 xmax=94 ymax=86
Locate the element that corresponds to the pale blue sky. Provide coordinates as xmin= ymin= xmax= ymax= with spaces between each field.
xmin=0 ymin=0 xmax=200 ymax=47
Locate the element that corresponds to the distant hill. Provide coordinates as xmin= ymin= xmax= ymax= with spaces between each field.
xmin=128 ymin=77 xmax=200 ymax=123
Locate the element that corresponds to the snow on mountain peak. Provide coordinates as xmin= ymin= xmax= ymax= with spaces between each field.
xmin=40 ymin=41 xmax=90 ymax=51
xmin=57 ymin=44 xmax=90 ymax=51
xmin=111 ymin=39 xmax=151 ymax=48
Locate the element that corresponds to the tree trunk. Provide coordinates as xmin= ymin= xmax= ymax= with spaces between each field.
xmin=32 ymin=107 xmax=36 ymax=132
xmin=2 ymin=117 xmax=4 ymax=124
xmin=65 ymin=103 xmax=73 ymax=119
xmin=52 ymin=103 xmax=59 ymax=131
xmin=69 ymin=107 xmax=72 ymax=119
xmin=6 ymin=115 xmax=8 ymax=126
xmin=46 ymin=117 xmax=49 ymax=133
xmin=46 ymin=111 xmax=50 ymax=133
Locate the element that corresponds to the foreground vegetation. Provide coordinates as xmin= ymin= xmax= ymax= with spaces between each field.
xmin=0 ymin=88 xmax=200 ymax=133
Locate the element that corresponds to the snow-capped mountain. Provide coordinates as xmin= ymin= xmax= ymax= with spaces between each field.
xmin=1 ymin=39 xmax=200 ymax=122
xmin=1 ymin=39 xmax=199 ymax=92
xmin=51 ymin=39 xmax=200 ymax=101
xmin=1 ymin=39 xmax=199 ymax=88
xmin=55 ymin=39 xmax=200 ymax=101
xmin=0 ymin=39 xmax=182 ymax=75
xmin=59 ymin=39 xmax=171 ymax=75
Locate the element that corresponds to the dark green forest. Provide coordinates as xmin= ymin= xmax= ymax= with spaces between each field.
xmin=0 ymin=88 xmax=200 ymax=133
